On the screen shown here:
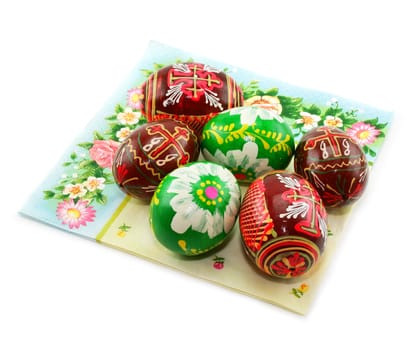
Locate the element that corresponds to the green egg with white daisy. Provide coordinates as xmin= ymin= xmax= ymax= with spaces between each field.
xmin=201 ymin=106 xmax=295 ymax=184
xmin=149 ymin=161 xmax=241 ymax=256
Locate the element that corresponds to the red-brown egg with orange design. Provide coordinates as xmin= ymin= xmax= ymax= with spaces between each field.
xmin=294 ymin=126 xmax=369 ymax=208
xmin=239 ymin=171 xmax=328 ymax=279
xmin=139 ymin=62 xmax=244 ymax=138
xmin=112 ymin=119 xmax=200 ymax=201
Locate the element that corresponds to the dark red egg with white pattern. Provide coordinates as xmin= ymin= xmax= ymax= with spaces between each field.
xmin=112 ymin=119 xmax=199 ymax=201
xmin=239 ymin=171 xmax=328 ymax=279
xmin=140 ymin=62 xmax=243 ymax=137
xmin=294 ymin=126 xmax=369 ymax=208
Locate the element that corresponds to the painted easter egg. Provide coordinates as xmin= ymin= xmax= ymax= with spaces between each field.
xmin=294 ymin=126 xmax=369 ymax=208
xmin=112 ymin=119 xmax=199 ymax=201
xmin=201 ymin=106 xmax=295 ymax=184
xmin=150 ymin=161 xmax=241 ymax=256
xmin=140 ymin=62 xmax=243 ymax=137
xmin=239 ymin=171 xmax=328 ymax=279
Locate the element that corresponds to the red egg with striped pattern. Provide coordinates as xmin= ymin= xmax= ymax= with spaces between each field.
xmin=239 ymin=171 xmax=328 ymax=279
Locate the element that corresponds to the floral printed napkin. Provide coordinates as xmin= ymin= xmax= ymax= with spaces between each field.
xmin=20 ymin=41 xmax=392 ymax=314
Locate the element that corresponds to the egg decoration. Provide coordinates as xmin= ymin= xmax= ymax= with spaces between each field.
xmin=201 ymin=106 xmax=295 ymax=184
xmin=239 ymin=171 xmax=328 ymax=279
xmin=150 ymin=161 xmax=241 ymax=256
xmin=112 ymin=119 xmax=199 ymax=201
xmin=139 ymin=62 xmax=243 ymax=137
xmin=294 ymin=126 xmax=369 ymax=208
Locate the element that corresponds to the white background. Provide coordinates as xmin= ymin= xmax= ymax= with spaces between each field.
xmin=1 ymin=1 xmax=407 ymax=349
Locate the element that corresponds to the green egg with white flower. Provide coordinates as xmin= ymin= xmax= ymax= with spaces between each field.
xmin=150 ymin=161 xmax=241 ymax=256
xmin=201 ymin=106 xmax=295 ymax=184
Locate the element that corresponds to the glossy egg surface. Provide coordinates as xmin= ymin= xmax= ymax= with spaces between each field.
xmin=201 ymin=106 xmax=295 ymax=184
xmin=150 ymin=161 xmax=241 ymax=256
xmin=140 ymin=62 xmax=243 ymax=137
xmin=239 ymin=171 xmax=328 ymax=279
xmin=294 ymin=126 xmax=369 ymax=208
xmin=112 ymin=119 xmax=199 ymax=201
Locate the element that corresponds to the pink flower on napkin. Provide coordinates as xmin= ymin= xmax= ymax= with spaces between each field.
xmin=56 ymin=199 xmax=96 ymax=229
xmin=346 ymin=121 xmax=381 ymax=146
xmin=89 ymin=140 xmax=120 ymax=169
xmin=127 ymin=87 xmax=144 ymax=110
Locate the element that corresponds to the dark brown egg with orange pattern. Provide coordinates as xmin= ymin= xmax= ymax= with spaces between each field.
xmin=112 ymin=119 xmax=199 ymax=201
xmin=294 ymin=126 xmax=369 ymax=208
